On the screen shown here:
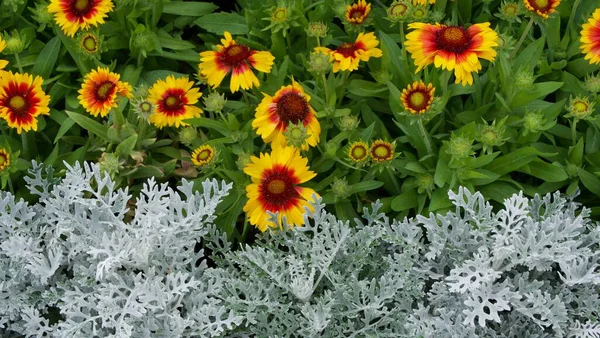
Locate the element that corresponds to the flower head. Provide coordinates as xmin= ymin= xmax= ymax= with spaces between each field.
xmin=523 ymin=0 xmax=560 ymax=19
xmin=48 ymin=0 xmax=114 ymax=37
xmin=405 ymin=22 xmax=499 ymax=86
xmin=0 ymin=36 xmax=7 ymax=70
xmin=78 ymin=31 xmax=102 ymax=57
xmin=411 ymin=0 xmax=435 ymax=4
xmin=199 ymin=31 xmax=275 ymax=93
xmin=306 ymin=22 xmax=328 ymax=38
xmin=314 ymin=32 xmax=383 ymax=73
xmin=345 ymin=0 xmax=371 ymax=25
xmin=0 ymin=147 xmax=10 ymax=172
xmin=147 ymin=75 xmax=203 ymax=129
xmin=78 ymin=67 xmax=132 ymax=117
xmin=370 ymin=140 xmax=395 ymax=163
xmin=0 ymin=72 xmax=50 ymax=134
xmin=203 ymin=92 xmax=226 ymax=112
xmin=581 ymin=8 xmax=600 ymax=65
xmin=253 ymin=79 xmax=320 ymax=150
xmin=191 ymin=145 xmax=215 ymax=167
xmin=387 ymin=0 xmax=410 ymax=22
xmin=347 ymin=141 xmax=370 ymax=164
xmin=401 ymin=81 xmax=435 ymax=114
xmin=566 ymin=96 xmax=595 ymax=121
xmin=496 ymin=1 xmax=523 ymax=22
xmin=243 ymin=146 xmax=319 ymax=231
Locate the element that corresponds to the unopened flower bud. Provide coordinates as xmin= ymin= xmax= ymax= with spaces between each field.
xmin=236 ymin=152 xmax=252 ymax=171
xmin=284 ymin=122 xmax=310 ymax=149
xmin=331 ymin=176 xmax=351 ymax=199
xmin=2 ymin=30 xmax=26 ymax=54
xmin=178 ymin=127 xmax=197 ymax=146
xmin=522 ymin=110 xmax=546 ymax=134
xmin=566 ymin=96 xmax=595 ymax=120
xmin=307 ymin=51 xmax=332 ymax=74
xmin=515 ymin=68 xmax=535 ymax=90
xmin=306 ymin=22 xmax=328 ymax=38
xmin=99 ymin=152 xmax=123 ymax=177
xmin=338 ymin=115 xmax=360 ymax=132
xmin=446 ymin=134 xmax=474 ymax=159
xmin=416 ymin=173 xmax=434 ymax=194
xmin=203 ymin=92 xmax=226 ymax=113
xmin=386 ymin=0 xmax=410 ymax=22
xmin=583 ymin=73 xmax=600 ymax=93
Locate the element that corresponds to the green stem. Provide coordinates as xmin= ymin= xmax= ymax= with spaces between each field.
xmin=417 ymin=118 xmax=433 ymax=156
xmin=571 ymin=119 xmax=578 ymax=146
xmin=321 ymin=73 xmax=330 ymax=114
xmin=566 ymin=0 xmax=582 ymax=38
xmin=14 ymin=53 xmax=23 ymax=73
xmin=510 ymin=17 xmax=534 ymax=60
xmin=399 ymin=22 xmax=407 ymax=61
xmin=21 ymin=132 xmax=29 ymax=158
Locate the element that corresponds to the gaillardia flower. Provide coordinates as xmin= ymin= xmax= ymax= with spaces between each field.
xmin=345 ymin=0 xmax=371 ymax=25
xmin=523 ymin=0 xmax=560 ymax=18
xmin=405 ymin=22 xmax=499 ymax=86
xmin=348 ymin=141 xmax=370 ymax=163
xmin=411 ymin=0 xmax=435 ymax=4
xmin=78 ymin=67 xmax=132 ymax=117
xmin=401 ymin=81 xmax=435 ymax=114
xmin=191 ymin=145 xmax=215 ymax=167
xmin=47 ymin=0 xmax=114 ymax=37
xmin=0 ymin=147 xmax=9 ymax=172
xmin=147 ymin=75 xmax=202 ymax=129
xmin=199 ymin=31 xmax=275 ymax=93
xmin=253 ymin=79 xmax=320 ymax=150
xmin=0 ymin=36 xmax=8 ymax=70
xmin=243 ymin=146 xmax=319 ymax=232
xmin=581 ymin=8 xmax=600 ymax=65
xmin=314 ymin=32 xmax=383 ymax=72
xmin=0 ymin=72 xmax=50 ymax=134
xmin=370 ymin=140 xmax=395 ymax=162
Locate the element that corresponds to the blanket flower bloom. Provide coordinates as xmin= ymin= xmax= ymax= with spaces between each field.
xmin=0 ymin=72 xmax=50 ymax=134
xmin=523 ymin=0 xmax=560 ymax=18
xmin=191 ymin=145 xmax=215 ymax=167
xmin=0 ymin=147 xmax=9 ymax=172
xmin=199 ymin=31 xmax=275 ymax=93
xmin=401 ymin=81 xmax=435 ymax=114
xmin=405 ymin=22 xmax=499 ymax=86
xmin=243 ymin=146 xmax=319 ymax=232
xmin=147 ymin=75 xmax=202 ymax=129
xmin=345 ymin=0 xmax=371 ymax=25
xmin=411 ymin=0 xmax=435 ymax=4
xmin=581 ymin=8 xmax=600 ymax=65
xmin=78 ymin=67 xmax=132 ymax=117
xmin=48 ymin=0 xmax=114 ymax=37
xmin=253 ymin=79 xmax=320 ymax=150
xmin=0 ymin=36 xmax=8 ymax=70
xmin=314 ymin=32 xmax=382 ymax=72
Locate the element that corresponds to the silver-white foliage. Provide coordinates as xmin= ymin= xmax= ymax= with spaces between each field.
xmin=0 ymin=161 xmax=240 ymax=337
xmin=213 ymin=187 xmax=600 ymax=337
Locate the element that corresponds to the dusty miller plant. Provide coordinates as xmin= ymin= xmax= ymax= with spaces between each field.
xmin=211 ymin=188 xmax=600 ymax=337
xmin=0 ymin=161 xmax=241 ymax=338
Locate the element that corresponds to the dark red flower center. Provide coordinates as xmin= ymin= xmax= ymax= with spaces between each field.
xmin=528 ymin=0 xmax=551 ymax=11
xmin=220 ymin=44 xmax=252 ymax=66
xmin=371 ymin=142 xmax=393 ymax=161
xmin=82 ymin=34 xmax=98 ymax=52
xmin=94 ymin=81 xmax=116 ymax=101
xmin=259 ymin=165 xmax=300 ymax=210
xmin=350 ymin=144 xmax=367 ymax=161
xmin=70 ymin=0 xmax=93 ymax=16
xmin=436 ymin=26 xmax=471 ymax=54
xmin=336 ymin=42 xmax=359 ymax=58
xmin=1 ymin=82 xmax=40 ymax=126
xmin=0 ymin=152 xmax=7 ymax=167
xmin=406 ymin=89 xmax=431 ymax=112
xmin=276 ymin=92 xmax=309 ymax=126
xmin=390 ymin=3 xmax=408 ymax=16
xmin=8 ymin=95 xmax=28 ymax=115
xmin=348 ymin=7 xmax=367 ymax=21
xmin=196 ymin=149 xmax=212 ymax=161
xmin=158 ymin=89 xmax=188 ymax=116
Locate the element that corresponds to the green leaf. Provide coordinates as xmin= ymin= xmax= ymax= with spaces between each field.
xmin=520 ymin=159 xmax=568 ymax=182
xmin=185 ymin=118 xmax=230 ymax=136
xmin=570 ymin=137 xmax=585 ymax=165
xmin=31 ymin=37 xmax=61 ymax=80
xmin=115 ymin=134 xmax=138 ymax=157
xmin=65 ymin=110 xmax=109 ymax=142
xmin=347 ymin=80 xmax=387 ymax=98
xmin=479 ymin=182 xmax=519 ymax=203
xmin=586 ymin=127 xmax=600 ymax=154
xmin=577 ymin=168 xmax=600 ymax=196
xmin=510 ymin=82 xmax=564 ymax=107
xmin=484 ymin=147 xmax=540 ymax=176
xmin=348 ymin=180 xmax=384 ymax=195
xmin=157 ymin=35 xmax=195 ymax=50
xmin=429 ymin=188 xmax=453 ymax=211
xmin=162 ymin=1 xmax=217 ymax=16
xmin=194 ymin=13 xmax=249 ymax=35
xmin=129 ymin=166 xmax=164 ymax=179
xmin=514 ymin=36 xmax=545 ymax=71
xmin=53 ymin=117 xmax=76 ymax=144
xmin=391 ymin=189 xmax=418 ymax=211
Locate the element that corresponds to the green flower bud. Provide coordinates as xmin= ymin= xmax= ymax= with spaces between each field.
xmin=331 ymin=176 xmax=351 ymax=200
xmin=583 ymin=73 xmax=600 ymax=94
xmin=386 ymin=0 xmax=410 ymax=22
xmin=2 ymin=30 xmax=26 ymax=54
xmin=307 ymin=51 xmax=332 ymax=74
xmin=30 ymin=2 xmax=54 ymax=27
xmin=132 ymin=97 xmax=154 ymax=122
xmin=565 ymin=162 xmax=579 ymax=178
xmin=338 ymin=115 xmax=360 ymax=132
xmin=203 ymin=92 xmax=227 ymax=113
xmin=446 ymin=134 xmax=474 ymax=160
xmin=496 ymin=1 xmax=522 ymax=22
xmin=99 ymin=152 xmax=123 ymax=177
xmin=372 ymin=69 xmax=393 ymax=84
xmin=283 ymin=122 xmax=310 ymax=149
xmin=566 ymin=96 xmax=595 ymax=120
xmin=409 ymin=6 xmax=429 ymax=22
xmin=306 ymin=22 xmax=328 ymax=38
xmin=522 ymin=109 xmax=546 ymax=134
xmin=416 ymin=173 xmax=434 ymax=194
xmin=236 ymin=152 xmax=252 ymax=171
xmin=476 ymin=118 xmax=507 ymax=152
xmin=178 ymin=127 xmax=197 ymax=147
xmin=514 ymin=67 xmax=535 ymax=90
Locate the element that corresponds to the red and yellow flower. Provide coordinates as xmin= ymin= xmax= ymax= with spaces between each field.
xmin=147 ymin=75 xmax=202 ymax=129
xmin=0 ymin=72 xmax=50 ymax=134
xmin=314 ymin=32 xmax=383 ymax=72
xmin=345 ymin=0 xmax=371 ymax=25
xmin=0 ymin=147 xmax=9 ymax=172
xmin=348 ymin=141 xmax=370 ymax=163
xmin=253 ymin=79 xmax=320 ymax=150
xmin=243 ymin=146 xmax=319 ymax=232
xmin=401 ymin=81 xmax=435 ymax=114
xmin=191 ymin=145 xmax=215 ymax=167
xmin=0 ymin=36 xmax=8 ymax=70
xmin=199 ymin=31 xmax=275 ymax=93
xmin=523 ymin=0 xmax=560 ymax=18
xmin=370 ymin=140 xmax=395 ymax=162
xmin=47 ymin=0 xmax=114 ymax=37
xmin=405 ymin=22 xmax=499 ymax=86
xmin=581 ymin=8 xmax=600 ymax=65
xmin=78 ymin=67 xmax=132 ymax=118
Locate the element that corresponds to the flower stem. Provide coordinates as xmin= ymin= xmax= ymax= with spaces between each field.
xmin=321 ymin=73 xmax=330 ymax=112
xmin=21 ymin=132 xmax=29 ymax=158
xmin=14 ymin=53 xmax=24 ymax=73
xmin=510 ymin=17 xmax=534 ymax=60
xmin=571 ymin=119 xmax=578 ymax=146
xmin=417 ymin=118 xmax=433 ymax=155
